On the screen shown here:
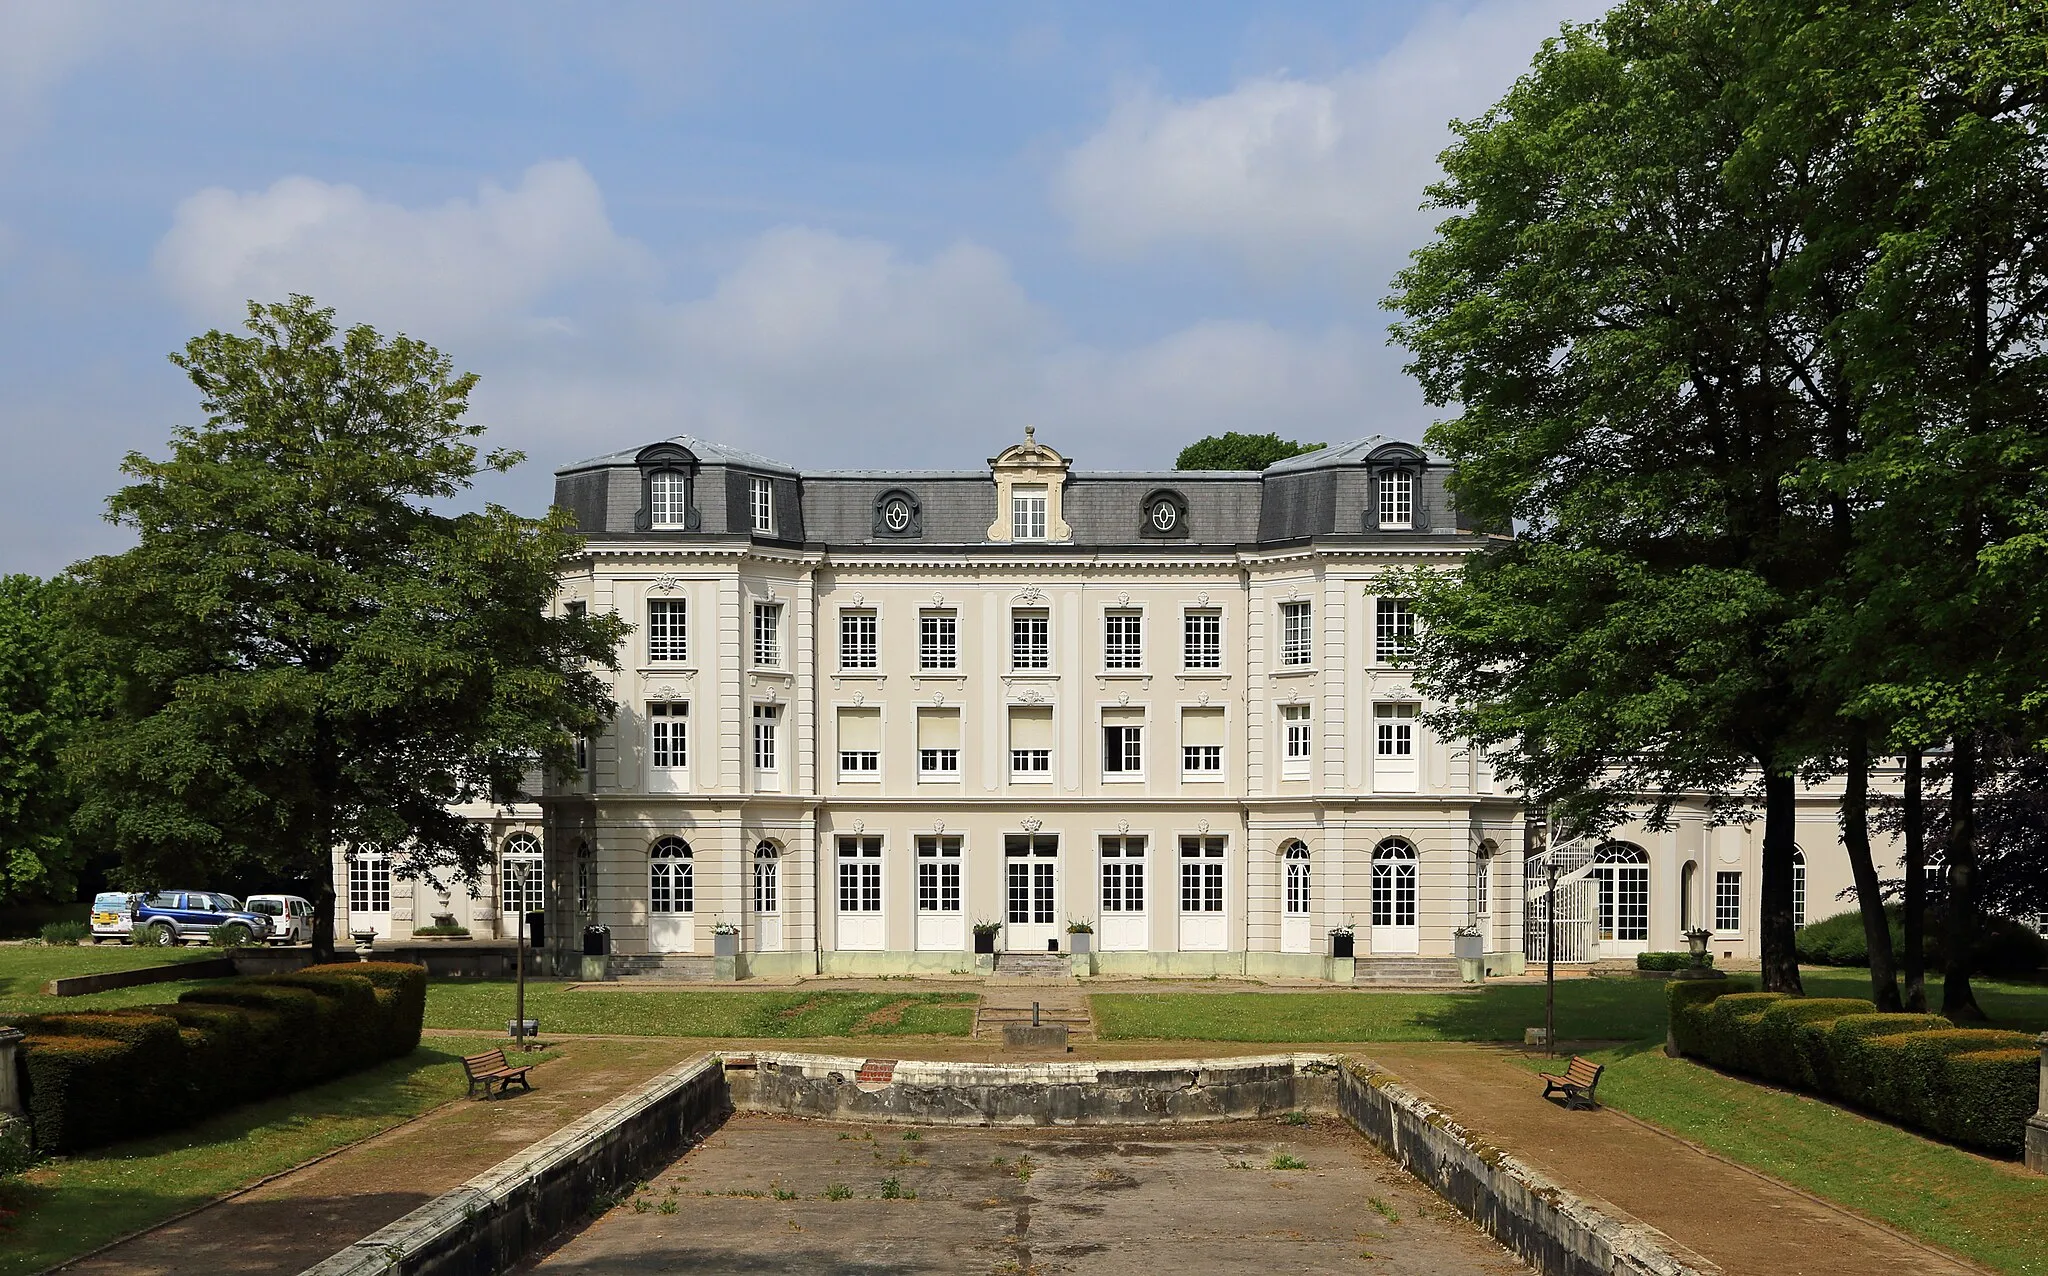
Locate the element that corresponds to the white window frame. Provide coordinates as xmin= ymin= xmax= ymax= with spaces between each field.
xmin=349 ymin=851 xmax=391 ymax=914
xmin=749 ymin=475 xmax=774 ymax=534
xmin=839 ymin=610 xmax=878 ymax=671
xmin=1282 ymin=703 xmax=1312 ymax=778
xmin=753 ymin=601 xmax=782 ymax=668
xmin=1280 ymin=601 xmax=1313 ymax=667
xmin=1378 ymin=469 xmax=1414 ymax=529
xmin=916 ymin=836 xmax=963 ymax=913
xmin=1011 ymin=610 xmax=1049 ymax=671
xmin=1284 ymin=843 xmax=1311 ymax=916
xmin=1182 ymin=608 xmax=1222 ymax=670
xmin=1104 ymin=610 xmax=1143 ymax=671
xmin=649 ymin=701 xmax=688 ymax=770
xmin=650 ymin=470 xmax=688 ymax=529
xmin=1100 ymin=836 xmax=1146 ymax=914
xmin=1375 ymin=598 xmax=1416 ymax=664
xmin=1012 ymin=485 xmax=1048 ymax=540
xmin=647 ymin=597 xmax=687 ymax=664
xmin=500 ymin=832 xmax=544 ymax=917
xmin=836 ymin=707 xmax=879 ymax=780
xmin=1715 ymin=871 xmax=1743 ymax=934
xmin=1374 ymin=702 xmax=1417 ymax=757
xmin=1178 ymin=836 xmax=1226 ymax=914
xmin=753 ymin=843 xmax=780 ymax=914
xmin=1793 ymin=848 xmax=1807 ymax=928
xmin=919 ymin=610 xmax=959 ymax=671
xmin=752 ymin=704 xmax=780 ymax=773
xmin=837 ymin=836 xmax=883 ymax=914
xmin=1102 ymin=721 xmax=1144 ymax=780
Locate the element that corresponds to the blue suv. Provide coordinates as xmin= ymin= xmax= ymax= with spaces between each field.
xmin=132 ymin=891 xmax=274 ymax=946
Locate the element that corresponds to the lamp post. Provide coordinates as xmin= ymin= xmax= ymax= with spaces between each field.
xmin=510 ymin=859 xmax=530 ymax=1051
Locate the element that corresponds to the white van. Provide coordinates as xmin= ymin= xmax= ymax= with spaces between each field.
xmin=245 ymin=895 xmax=316 ymax=945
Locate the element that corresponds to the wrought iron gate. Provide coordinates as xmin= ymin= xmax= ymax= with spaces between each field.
xmin=1525 ymin=841 xmax=1597 ymax=964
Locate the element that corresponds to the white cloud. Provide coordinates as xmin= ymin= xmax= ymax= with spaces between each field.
xmin=1054 ymin=0 xmax=1605 ymax=282
xmin=152 ymin=160 xmax=651 ymax=338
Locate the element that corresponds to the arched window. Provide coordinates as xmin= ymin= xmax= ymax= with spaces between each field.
xmin=1592 ymin=842 xmax=1649 ymax=943
xmin=574 ymin=841 xmax=594 ymax=918
xmin=349 ymin=850 xmax=390 ymax=915
xmin=500 ymin=832 xmax=543 ymax=916
xmin=754 ymin=841 xmax=780 ymax=914
xmin=1371 ymin=838 xmax=1417 ymax=928
xmin=1475 ymin=840 xmax=1496 ymax=920
xmin=649 ymin=471 xmax=689 ymax=529
xmin=1283 ymin=842 xmax=1311 ymax=916
xmin=1792 ymin=848 xmax=1807 ymax=929
xmin=650 ymin=837 xmax=694 ymax=915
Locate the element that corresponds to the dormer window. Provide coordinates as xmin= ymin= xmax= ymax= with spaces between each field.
xmin=1378 ymin=470 xmax=1414 ymax=529
xmin=749 ymin=476 xmax=774 ymax=534
xmin=1012 ymin=485 xmax=1048 ymax=541
xmin=650 ymin=471 xmax=689 ymax=529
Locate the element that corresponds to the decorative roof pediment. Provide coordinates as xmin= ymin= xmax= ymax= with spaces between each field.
xmin=986 ymin=426 xmax=1074 ymax=543
xmin=635 ymin=441 xmax=700 ymax=470
xmin=988 ymin=424 xmax=1070 ymax=473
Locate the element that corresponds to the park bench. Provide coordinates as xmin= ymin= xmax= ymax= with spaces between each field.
xmin=462 ymin=1048 xmax=535 ymax=1100
xmin=1538 ymin=1055 xmax=1605 ymax=1110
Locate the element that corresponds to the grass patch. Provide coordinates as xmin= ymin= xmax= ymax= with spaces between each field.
xmin=1516 ymin=1043 xmax=2048 ymax=1275
xmin=1090 ymin=969 xmax=2048 ymax=1043
xmin=423 ymin=983 xmax=977 ymax=1038
xmin=0 ymin=943 xmax=224 ymax=1006
xmin=0 ymin=1035 xmax=532 ymax=1275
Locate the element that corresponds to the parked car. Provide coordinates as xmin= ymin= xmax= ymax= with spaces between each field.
xmin=131 ymin=891 xmax=274 ymax=947
xmin=244 ymin=894 xmax=315 ymax=945
xmin=89 ymin=891 xmax=141 ymax=944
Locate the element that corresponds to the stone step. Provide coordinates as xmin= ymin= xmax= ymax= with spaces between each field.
xmin=607 ymin=954 xmax=716 ymax=981
xmin=1352 ymin=958 xmax=1465 ymax=987
xmin=991 ymin=953 xmax=1075 ymax=978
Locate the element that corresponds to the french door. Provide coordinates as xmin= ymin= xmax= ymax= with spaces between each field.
xmin=836 ymin=836 xmax=884 ymax=950
xmin=915 ymin=836 xmax=965 ymax=950
xmin=1178 ymin=836 xmax=1227 ymax=951
xmin=1004 ymin=833 xmax=1059 ymax=951
xmin=1098 ymin=836 xmax=1148 ymax=951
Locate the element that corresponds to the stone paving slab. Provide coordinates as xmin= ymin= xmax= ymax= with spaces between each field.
xmin=522 ymin=1113 xmax=1530 ymax=1275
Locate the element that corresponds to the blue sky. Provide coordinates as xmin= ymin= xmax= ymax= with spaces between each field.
xmin=0 ymin=0 xmax=1602 ymax=574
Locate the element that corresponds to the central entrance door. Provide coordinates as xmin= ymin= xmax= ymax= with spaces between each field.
xmin=1004 ymin=833 xmax=1059 ymax=951
xmin=648 ymin=837 xmax=695 ymax=953
xmin=1098 ymin=835 xmax=1148 ymax=951
xmin=1281 ymin=841 xmax=1312 ymax=953
xmin=1370 ymin=838 xmax=1419 ymax=954
xmin=915 ymin=835 xmax=965 ymax=950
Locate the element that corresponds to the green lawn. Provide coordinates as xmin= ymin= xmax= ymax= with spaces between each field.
xmin=1512 ymin=1043 xmax=2048 ymax=1276
xmin=0 ymin=1036 xmax=532 ymax=1275
xmin=0 ymin=943 xmax=233 ymax=1018
xmin=424 ymin=982 xmax=979 ymax=1038
xmin=1091 ymin=969 xmax=2048 ymax=1043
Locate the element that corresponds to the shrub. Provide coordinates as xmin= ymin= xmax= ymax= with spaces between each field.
xmin=1667 ymin=981 xmax=2036 ymax=1156
xmin=39 ymin=920 xmax=88 ymax=946
xmin=4 ymin=959 xmax=428 ymax=1155
xmin=1797 ymin=905 xmax=2048 ymax=977
xmin=411 ymin=924 xmax=470 ymax=937
xmin=206 ymin=922 xmax=256 ymax=948
xmin=1636 ymin=951 xmax=1712 ymax=971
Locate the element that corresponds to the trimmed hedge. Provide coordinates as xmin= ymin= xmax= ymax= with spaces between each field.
xmin=1797 ymin=904 xmax=2048 ymax=977
xmin=1636 ymin=951 xmax=1714 ymax=971
xmin=1668 ymin=980 xmax=2040 ymax=1156
xmin=6 ymin=961 xmax=426 ymax=1154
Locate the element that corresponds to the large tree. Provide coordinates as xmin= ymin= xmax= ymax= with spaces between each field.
xmin=0 ymin=574 xmax=101 ymax=903
xmin=65 ymin=297 xmax=627 ymax=957
xmin=1174 ymin=433 xmax=1323 ymax=472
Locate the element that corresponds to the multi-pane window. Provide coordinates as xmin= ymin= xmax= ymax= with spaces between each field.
xmin=647 ymin=598 xmax=687 ymax=663
xmin=1010 ymin=705 xmax=1053 ymax=777
xmin=649 ymin=702 xmax=688 ymax=769
xmin=1280 ymin=601 xmax=1313 ymax=666
xmin=1179 ymin=836 xmax=1225 ymax=913
xmin=500 ymin=832 xmax=544 ymax=917
xmin=1716 ymin=872 xmax=1743 ymax=932
xmin=1012 ymin=486 xmax=1048 ymax=540
xmin=1375 ymin=598 xmax=1416 ymax=663
xmin=1793 ymin=850 xmax=1807 ymax=928
xmin=752 ymin=704 xmax=779 ymax=772
xmin=916 ymin=836 xmax=962 ymax=913
xmin=837 ymin=836 xmax=883 ymax=913
xmin=574 ymin=845 xmax=593 ymax=917
xmin=1104 ymin=611 xmax=1143 ymax=669
xmin=650 ymin=838 xmax=694 ymax=913
xmin=1100 ymin=836 xmax=1146 ymax=913
xmin=1372 ymin=840 xmax=1418 ymax=927
xmin=1012 ymin=610 xmax=1049 ymax=670
xmin=840 ymin=610 xmax=878 ymax=670
xmin=917 ymin=709 xmax=962 ymax=777
xmin=575 ymin=733 xmax=589 ymax=772
xmin=1375 ymin=702 xmax=1417 ymax=756
xmin=1284 ymin=844 xmax=1311 ymax=915
xmin=749 ymin=476 xmax=774 ymax=533
xmin=1102 ymin=715 xmax=1144 ymax=775
xmin=1282 ymin=704 xmax=1312 ymax=773
xmin=650 ymin=471 xmax=688 ymax=528
xmin=1476 ymin=854 xmax=1492 ymax=919
xmin=919 ymin=610 xmax=958 ymax=670
xmin=753 ymin=844 xmax=779 ymax=913
xmin=1378 ymin=470 xmax=1414 ymax=528
xmin=1183 ymin=609 xmax=1221 ymax=670
xmin=837 ymin=707 xmax=880 ymax=777
xmin=1005 ymin=834 xmax=1058 ymax=924
xmin=349 ymin=852 xmax=390 ymax=914
xmin=753 ymin=602 xmax=781 ymax=667
xmin=1181 ymin=707 xmax=1224 ymax=775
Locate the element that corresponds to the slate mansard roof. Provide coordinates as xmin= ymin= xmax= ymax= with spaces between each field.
xmin=554 ymin=432 xmax=1487 ymax=550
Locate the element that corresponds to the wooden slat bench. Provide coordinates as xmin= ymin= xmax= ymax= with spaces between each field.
xmin=1538 ymin=1055 xmax=1605 ymax=1110
xmin=463 ymin=1048 xmax=535 ymax=1100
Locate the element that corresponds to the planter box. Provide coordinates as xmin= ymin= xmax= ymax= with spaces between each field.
xmin=1453 ymin=933 xmax=1484 ymax=960
xmin=1330 ymin=933 xmax=1355 ymax=959
xmin=974 ymin=931 xmax=997 ymax=954
xmin=1068 ymin=932 xmax=1092 ymax=954
xmin=712 ymin=932 xmax=741 ymax=958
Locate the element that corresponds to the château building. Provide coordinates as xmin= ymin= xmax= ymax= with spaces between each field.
xmin=333 ymin=429 xmax=1880 ymax=979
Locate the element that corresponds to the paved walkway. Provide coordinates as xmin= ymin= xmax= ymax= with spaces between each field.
xmin=1363 ymin=1043 xmax=1987 ymax=1276
xmin=57 ymin=1037 xmax=701 ymax=1276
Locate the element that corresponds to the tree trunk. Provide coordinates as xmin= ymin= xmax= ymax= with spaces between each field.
xmin=1839 ymin=732 xmax=1902 ymax=1010
xmin=1943 ymin=734 xmax=1985 ymax=1021
xmin=1903 ymin=747 xmax=1927 ymax=1012
xmin=311 ymin=865 xmax=338 ymax=965
xmin=1760 ymin=770 xmax=1805 ymax=994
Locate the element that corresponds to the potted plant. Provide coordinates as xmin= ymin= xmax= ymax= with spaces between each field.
xmin=1328 ymin=924 xmax=1355 ymax=959
xmin=1684 ymin=927 xmax=1712 ymax=967
xmin=1453 ymin=923 xmax=1484 ymax=960
xmin=972 ymin=920 xmax=1002 ymax=954
xmin=1065 ymin=920 xmax=1094 ymax=955
xmin=711 ymin=920 xmax=741 ymax=957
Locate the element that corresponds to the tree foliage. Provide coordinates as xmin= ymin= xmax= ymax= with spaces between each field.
xmin=0 ymin=575 xmax=101 ymax=902
xmin=1174 ymin=432 xmax=1323 ymax=472
xmin=63 ymin=297 xmax=627 ymax=955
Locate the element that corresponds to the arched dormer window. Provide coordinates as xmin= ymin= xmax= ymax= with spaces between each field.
xmin=1378 ymin=469 xmax=1414 ymax=529
xmin=650 ymin=471 xmax=688 ymax=528
xmin=635 ymin=442 xmax=700 ymax=532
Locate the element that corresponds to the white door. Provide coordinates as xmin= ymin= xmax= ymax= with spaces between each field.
xmin=1281 ymin=843 xmax=1312 ymax=954
xmin=836 ymin=835 xmax=885 ymax=950
xmin=1178 ymin=836 xmax=1227 ymax=951
xmin=1098 ymin=836 xmax=1148 ymax=951
xmin=752 ymin=843 xmax=783 ymax=952
xmin=347 ymin=854 xmax=394 ymax=938
xmin=1593 ymin=843 xmax=1650 ymax=958
xmin=915 ymin=836 xmax=965 ymax=950
xmin=1004 ymin=833 xmax=1060 ymax=952
xmin=648 ymin=838 xmax=695 ymax=954
xmin=1370 ymin=839 xmax=1419 ymax=954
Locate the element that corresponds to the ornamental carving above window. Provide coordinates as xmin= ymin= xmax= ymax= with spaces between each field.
xmin=1139 ymin=488 xmax=1189 ymax=539
xmin=872 ymin=488 xmax=923 ymax=538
